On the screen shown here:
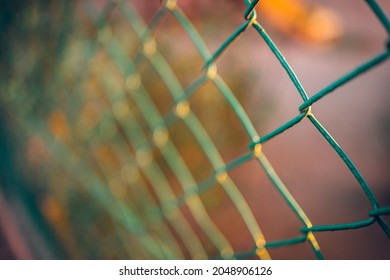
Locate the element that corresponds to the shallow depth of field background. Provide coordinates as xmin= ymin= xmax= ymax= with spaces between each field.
xmin=0 ymin=0 xmax=389 ymax=259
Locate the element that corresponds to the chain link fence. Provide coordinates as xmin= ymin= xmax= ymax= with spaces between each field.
xmin=0 ymin=0 xmax=389 ymax=259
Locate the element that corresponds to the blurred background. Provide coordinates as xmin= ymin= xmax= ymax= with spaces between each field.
xmin=0 ymin=0 xmax=389 ymax=259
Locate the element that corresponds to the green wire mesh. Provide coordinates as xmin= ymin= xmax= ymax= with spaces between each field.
xmin=1 ymin=0 xmax=389 ymax=259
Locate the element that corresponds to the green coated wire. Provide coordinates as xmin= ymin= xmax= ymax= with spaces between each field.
xmin=244 ymin=0 xmax=261 ymax=20
xmin=250 ymin=111 xmax=308 ymax=148
xmin=204 ymin=20 xmax=252 ymax=69
xmin=308 ymin=114 xmax=379 ymax=209
xmin=252 ymin=22 xmax=309 ymax=101
xmin=366 ymin=0 xmax=390 ymax=35
xmin=300 ymin=218 xmax=376 ymax=232
xmin=124 ymin=1 xmax=273 ymax=258
xmin=37 ymin=122 xmax=171 ymax=259
xmin=308 ymin=114 xmax=390 ymax=238
xmin=257 ymin=153 xmax=324 ymax=259
xmin=369 ymin=206 xmax=390 ymax=217
xmin=83 ymin=1 xmax=210 ymax=259
xmin=299 ymin=50 xmax=390 ymax=112
xmin=100 ymin=30 xmax=233 ymax=258
xmin=92 ymin=93 xmax=186 ymax=258
xmin=83 ymin=0 xmax=390 ymax=258
xmin=3 ymin=0 xmax=390 ymax=260
xmin=101 ymin=42 xmax=209 ymax=259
